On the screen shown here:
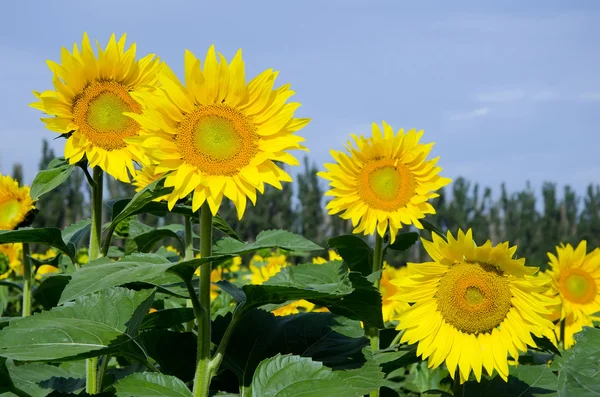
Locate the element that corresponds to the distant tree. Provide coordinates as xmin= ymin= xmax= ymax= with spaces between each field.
xmin=11 ymin=163 xmax=24 ymax=185
xmin=296 ymin=159 xmax=324 ymax=244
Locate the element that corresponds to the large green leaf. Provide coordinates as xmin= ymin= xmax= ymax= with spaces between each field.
xmin=0 ymin=287 xmax=154 ymax=361
xmin=59 ymin=254 xmax=178 ymax=303
xmin=140 ymin=308 xmax=195 ymax=331
xmin=213 ymin=310 xmax=369 ymax=387
xmin=553 ymin=327 xmax=600 ymax=396
xmin=33 ymin=274 xmax=70 ymax=310
xmin=61 ymin=218 xmax=91 ymax=254
xmin=30 ymin=158 xmax=74 ymax=200
xmin=213 ymin=229 xmax=322 ymax=255
xmin=327 ymin=235 xmax=372 ymax=276
xmin=461 ymin=365 xmax=558 ymax=396
xmin=3 ymin=361 xmax=80 ymax=397
xmin=0 ymin=228 xmax=73 ymax=259
xmin=250 ymin=354 xmax=357 ymax=397
xmin=386 ymin=232 xmax=419 ymax=252
xmin=115 ymin=372 xmax=193 ymax=397
xmin=125 ymin=224 xmax=186 ymax=254
xmin=139 ymin=330 xmax=196 ymax=382
xmin=334 ymin=348 xmax=386 ymax=395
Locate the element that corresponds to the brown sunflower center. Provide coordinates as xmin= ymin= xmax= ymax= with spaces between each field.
xmin=0 ymin=197 xmax=22 ymax=227
xmin=176 ymin=105 xmax=258 ymax=176
xmin=358 ymin=159 xmax=416 ymax=211
xmin=72 ymin=80 xmax=142 ymax=150
xmin=436 ymin=262 xmax=512 ymax=334
xmin=0 ymin=253 xmax=10 ymax=274
xmin=559 ymin=268 xmax=597 ymax=304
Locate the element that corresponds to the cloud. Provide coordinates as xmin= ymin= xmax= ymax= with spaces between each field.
xmin=447 ymin=107 xmax=490 ymax=121
xmin=474 ymin=89 xmax=560 ymax=103
xmin=580 ymin=92 xmax=600 ymax=101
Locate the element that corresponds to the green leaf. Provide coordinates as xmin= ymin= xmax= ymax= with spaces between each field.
xmin=0 ymin=228 xmax=73 ymax=258
xmin=110 ymin=178 xmax=173 ymax=227
xmin=250 ymin=354 xmax=356 ymax=397
xmin=213 ymin=213 xmax=242 ymax=241
xmin=462 ymin=365 xmax=558 ymax=396
xmin=61 ymin=218 xmax=91 ymax=254
xmin=115 ymin=372 xmax=193 ymax=397
xmin=30 ymin=158 xmax=74 ymax=200
xmin=33 ymin=274 xmax=70 ymax=310
xmin=242 ymin=261 xmax=384 ymax=327
xmin=386 ymin=232 xmax=419 ymax=252
xmin=0 ymin=357 xmax=13 ymax=393
xmin=58 ymin=254 xmax=177 ymax=303
xmin=403 ymin=362 xmax=450 ymax=394
xmin=213 ymin=229 xmax=322 ymax=255
xmin=553 ymin=327 xmax=600 ymax=396
xmin=0 ymin=287 xmax=154 ymax=361
xmin=335 ymin=349 xmax=386 ymax=395
xmin=140 ymin=308 xmax=195 ymax=330
xmin=327 ymin=235 xmax=373 ymax=276
xmin=139 ymin=330 xmax=196 ymax=382
xmin=126 ymin=224 xmax=186 ymax=254
xmin=213 ymin=310 xmax=368 ymax=386
xmin=4 ymin=361 xmax=79 ymax=397
xmin=420 ymin=220 xmax=447 ymax=241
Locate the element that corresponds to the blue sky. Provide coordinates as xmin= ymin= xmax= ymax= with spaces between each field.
xmin=1 ymin=0 xmax=599 ymax=197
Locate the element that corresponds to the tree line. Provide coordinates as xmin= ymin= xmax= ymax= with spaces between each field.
xmin=7 ymin=139 xmax=600 ymax=270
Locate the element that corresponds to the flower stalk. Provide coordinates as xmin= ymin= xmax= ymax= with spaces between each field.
xmin=21 ymin=243 xmax=32 ymax=317
xmin=367 ymin=232 xmax=384 ymax=397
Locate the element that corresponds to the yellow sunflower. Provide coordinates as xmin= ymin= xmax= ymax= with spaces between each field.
xmin=0 ymin=174 xmax=35 ymax=231
xmin=545 ymin=241 xmax=600 ymax=322
xmin=312 ymin=249 xmax=342 ymax=264
xmin=31 ymin=248 xmax=58 ymax=262
xmin=30 ymin=33 xmax=161 ymax=182
xmin=194 ymin=254 xmax=240 ymax=299
xmin=0 ymin=243 xmax=23 ymax=280
xmin=132 ymin=164 xmax=166 ymax=192
xmin=380 ymin=264 xmax=411 ymax=323
xmin=35 ymin=265 xmax=60 ymax=281
xmin=318 ymin=122 xmax=450 ymax=243
xmin=247 ymin=253 xmax=289 ymax=285
xmin=392 ymin=229 xmax=556 ymax=383
xmin=126 ymin=46 xmax=309 ymax=218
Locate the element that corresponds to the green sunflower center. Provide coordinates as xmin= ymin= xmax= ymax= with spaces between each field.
xmin=0 ymin=198 xmax=21 ymax=226
xmin=176 ymin=105 xmax=258 ymax=176
xmin=358 ymin=159 xmax=416 ymax=211
xmin=0 ymin=253 xmax=10 ymax=274
xmin=436 ymin=262 xmax=512 ymax=334
xmin=560 ymin=268 xmax=597 ymax=304
xmin=73 ymin=80 xmax=142 ymax=151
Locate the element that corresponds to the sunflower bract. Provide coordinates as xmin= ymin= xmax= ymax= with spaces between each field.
xmin=318 ymin=122 xmax=450 ymax=243
xmin=30 ymin=33 xmax=161 ymax=182
xmin=126 ymin=46 xmax=309 ymax=218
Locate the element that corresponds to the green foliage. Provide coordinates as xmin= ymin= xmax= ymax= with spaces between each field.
xmin=328 ymin=235 xmax=373 ymax=276
xmin=0 ymin=228 xmax=75 ymax=261
xmin=552 ymin=327 xmax=600 ymax=396
xmin=30 ymin=157 xmax=75 ymax=200
xmin=115 ymin=372 xmax=193 ymax=397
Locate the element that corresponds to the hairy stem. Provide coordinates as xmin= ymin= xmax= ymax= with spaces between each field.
xmin=367 ymin=232 xmax=384 ymax=397
xmin=185 ymin=216 xmax=194 ymax=261
xmin=21 ymin=243 xmax=32 ymax=317
xmin=192 ymin=203 xmax=213 ymax=397
xmin=86 ymin=357 xmax=98 ymax=394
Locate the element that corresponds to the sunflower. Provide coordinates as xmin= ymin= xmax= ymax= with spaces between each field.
xmin=380 ymin=264 xmax=411 ymax=323
xmin=318 ymin=122 xmax=450 ymax=243
xmin=392 ymin=229 xmax=556 ymax=383
xmin=31 ymin=248 xmax=58 ymax=262
xmin=0 ymin=175 xmax=35 ymax=231
xmin=35 ymin=265 xmax=60 ymax=281
xmin=545 ymin=241 xmax=600 ymax=322
xmin=194 ymin=254 xmax=240 ymax=300
xmin=0 ymin=243 xmax=23 ymax=280
xmin=126 ymin=46 xmax=309 ymax=218
xmin=30 ymin=33 xmax=161 ymax=182
xmin=312 ymin=249 xmax=342 ymax=264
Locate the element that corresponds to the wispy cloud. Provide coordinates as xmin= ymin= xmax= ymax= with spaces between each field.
xmin=447 ymin=107 xmax=490 ymax=121
xmin=474 ymin=89 xmax=559 ymax=103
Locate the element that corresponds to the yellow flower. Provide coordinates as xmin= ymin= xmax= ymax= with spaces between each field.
xmin=132 ymin=164 xmax=168 ymax=200
xmin=148 ymin=308 xmax=158 ymax=314
xmin=30 ymin=33 xmax=160 ymax=182
xmin=35 ymin=265 xmax=60 ymax=280
xmin=31 ymin=248 xmax=58 ymax=262
xmin=193 ymin=254 xmax=240 ymax=300
xmin=318 ymin=122 xmax=450 ymax=243
xmin=0 ymin=174 xmax=35 ymax=231
xmin=0 ymin=243 xmax=22 ymax=280
xmin=166 ymin=245 xmax=182 ymax=257
xmin=126 ymin=46 xmax=309 ymax=218
xmin=380 ymin=263 xmax=411 ymax=323
xmin=545 ymin=241 xmax=600 ymax=322
xmin=272 ymin=300 xmax=316 ymax=316
xmin=393 ymin=229 xmax=556 ymax=384
xmin=76 ymin=248 xmax=89 ymax=265
xmin=312 ymin=249 xmax=342 ymax=264
xmin=248 ymin=253 xmax=289 ymax=284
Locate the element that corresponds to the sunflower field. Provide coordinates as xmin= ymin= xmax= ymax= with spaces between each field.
xmin=0 ymin=33 xmax=598 ymax=397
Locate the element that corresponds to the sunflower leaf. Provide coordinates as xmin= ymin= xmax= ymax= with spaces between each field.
xmin=327 ymin=235 xmax=373 ymax=276
xmin=386 ymin=232 xmax=419 ymax=252
xmin=0 ymin=228 xmax=74 ymax=259
xmin=115 ymin=372 xmax=193 ymax=397
xmin=553 ymin=327 xmax=600 ymax=396
xmin=0 ymin=287 xmax=154 ymax=361
xmin=125 ymin=224 xmax=187 ymax=254
xmin=61 ymin=218 xmax=91 ymax=254
xmin=30 ymin=158 xmax=74 ymax=200
xmin=213 ymin=229 xmax=322 ymax=255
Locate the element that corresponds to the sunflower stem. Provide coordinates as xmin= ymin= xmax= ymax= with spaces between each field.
xmin=96 ymin=354 xmax=110 ymax=394
xmin=192 ymin=203 xmax=213 ymax=397
xmin=560 ymin=318 xmax=566 ymax=351
xmin=21 ymin=243 xmax=32 ymax=317
xmin=86 ymin=167 xmax=103 ymax=395
xmin=185 ymin=216 xmax=195 ymax=332
xmin=367 ymin=232 xmax=384 ymax=397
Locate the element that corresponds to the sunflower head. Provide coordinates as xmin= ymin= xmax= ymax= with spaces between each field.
xmin=0 ymin=243 xmax=23 ymax=280
xmin=126 ymin=46 xmax=309 ymax=218
xmin=545 ymin=241 xmax=600 ymax=321
xmin=0 ymin=175 xmax=36 ymax=231
xmin=380 ymin=264 xmax=410 ymax=323
xmin=35 ymin=265 xmax=60 ymax=281
xmin=318 ymin=122 xmax=450 ymax=243
xmin=30 ymin=33 xmax=161 ymax=182
xmin=393 ymin=229 xmax=557 ymax=384
xmin=312 ymin=249 xmax=342 ymax=264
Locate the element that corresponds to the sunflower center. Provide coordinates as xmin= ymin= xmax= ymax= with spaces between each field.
xmin=358 ymin=159 xmax=416 ymax=211
xmin=436 ymin=262 xmax=512 ymax=334
xmin=0 ymin=198 xmax=21 ymax=226
xmin=559 ymin=268 xmax=596 ymax=304
xmin=176 ymin=105 xmax=258 ymax=176
xmin=72 ymin=80 xmax=142 ymax=151
xmin=0 ymin=253 xmax=10 ymax=274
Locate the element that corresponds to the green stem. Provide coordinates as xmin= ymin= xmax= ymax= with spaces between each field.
xmin=21 ymin=243 xmax=32 ymax=317
xmin=86 ymin=357 xmax=98 ymax=394
xmin=209 ymin=310 xmax=240 ymax=378
xmin=389 ymin=329 xmax=406 ymax=348
xmin=367 ymin=233 xmax=384 ymax=397
xmin=89 ymin=167 xmax=103 ymax=261
xmin=86 ymin=167 xmax=103 ymax=395
xmin=8 ymin=386 xmax=33 ymax=397
xmin=96 ymin=355 xmax=110 ymax=394
xmin=192 ymin=203 xmax=213 ymax=397
xmin=185 ymin=216 xmax=194 ymax=261
xmin=560 ymin=318 xmax=566 ymax=351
